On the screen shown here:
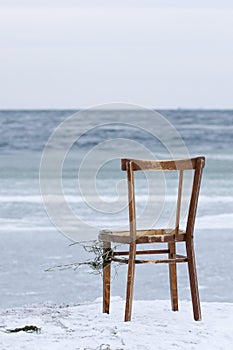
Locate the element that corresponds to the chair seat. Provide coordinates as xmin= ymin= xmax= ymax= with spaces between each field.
xmin=99 ymin=228 xmax=186 ymax=244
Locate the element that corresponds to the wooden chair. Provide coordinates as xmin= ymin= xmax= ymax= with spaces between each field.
xmin=99 ymin=157 xmax=205 ymax=322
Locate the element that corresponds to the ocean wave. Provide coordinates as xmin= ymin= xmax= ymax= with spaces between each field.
xmin=0 ymin=110 xmax=232 ymax=152
xmin=0 ymin=212 xmax=232 ymax=232
xmin=196 ymin=213 xmax=233 ymax=229
xmin=0 ymin=194 xmax=233 ymax=204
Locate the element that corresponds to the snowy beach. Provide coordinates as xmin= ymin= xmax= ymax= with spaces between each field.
xmin=1 ymin=298 xmax=233 ymax=350
xmin=0 ymin=110 xmax=233 ymax=349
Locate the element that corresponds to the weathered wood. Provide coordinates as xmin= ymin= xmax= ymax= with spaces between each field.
xmin=112 ymin=257 xmax=188 ymax=264
xmin=173 ymin=253 xmax=187 ymax=259
xmin=186 ymin=237 xmax=202 ymax=320
xmin=168 ymin=170 xmax=183 ymax=312
xmin=185 ymin=157 xmax=204 ymax=321
xmin=175 ymin=170 xmax=183 ymax=235
xmin=99 ymin=228 xmax=186 ymax=244
xmin=168 ymin=242 xmax=179 ymax=311
xmin=125 ymin=161 xmax=137 ymax=322
xmin=186 ymin=157 xmax=205 ymax=238
xmin=103 ymin=241 xmax=111 ymax=314
xmin=121 ymin=157 xmax=204 ymax=172
xmin=127 ymin=161 xmax=137 ymax=243
xmin=113 ymin=249 xmax=170 ymax=256
xmin=99 ymin=156 xmax=205 ymax=322
xmin=124 ymin=243 xmax=136 ymax=321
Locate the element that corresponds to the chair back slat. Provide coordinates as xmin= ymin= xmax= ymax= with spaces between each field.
xmin=126 ymin=161 xmax=137 ymax=242
xmin=175 ymin=170 xmax=183 ymax=234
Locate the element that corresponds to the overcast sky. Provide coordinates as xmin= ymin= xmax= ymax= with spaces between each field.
xmin=0 ymin=0 xmax=233 ymax=109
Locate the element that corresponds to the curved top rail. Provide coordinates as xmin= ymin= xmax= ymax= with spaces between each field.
xmin=121 ymin=157 xmax=205 ymax=171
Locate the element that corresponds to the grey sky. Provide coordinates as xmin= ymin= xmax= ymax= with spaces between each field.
xmin=0 ymin=1 xmax=233 ymax=109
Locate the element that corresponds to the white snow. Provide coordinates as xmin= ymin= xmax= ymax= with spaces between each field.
xmin=0 ymin=297 xmax=232 ymax=350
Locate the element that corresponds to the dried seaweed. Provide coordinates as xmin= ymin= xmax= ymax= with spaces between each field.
xmin=45 ymin=240 xmax=116 ymax=275
xmin=4 ymin=325 xmax=41 ymax=334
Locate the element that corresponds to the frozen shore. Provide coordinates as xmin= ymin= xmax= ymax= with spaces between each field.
xmin=0 ymin=298 xmax=232 ymax=350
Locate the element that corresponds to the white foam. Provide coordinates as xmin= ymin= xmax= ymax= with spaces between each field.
xmin=0 ymin=194 xmax=232 ymax=204
xmin=196 ymin=213 xmax=233 ymax=229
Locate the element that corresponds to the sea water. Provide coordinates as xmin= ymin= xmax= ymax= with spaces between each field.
xmin=0 ymin=110 xmax=232 ymax=308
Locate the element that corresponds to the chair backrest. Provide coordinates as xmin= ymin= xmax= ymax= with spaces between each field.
xmin=121 ymin=157 xmax=205 ymax=242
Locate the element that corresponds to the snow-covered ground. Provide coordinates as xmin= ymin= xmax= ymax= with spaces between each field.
xmin=0 ymin=298 xmax=232 ymax=350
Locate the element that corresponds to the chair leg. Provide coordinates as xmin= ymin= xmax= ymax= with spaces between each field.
xmin=186 ymin=238 xmax=201 ymax=321
xmin=124 ymin=243 xmax=136 ymax=322
xmin=168 ymin=242 xmax=178 ymax=311
xmin=103 ymin=241 xmax=111 ymax=314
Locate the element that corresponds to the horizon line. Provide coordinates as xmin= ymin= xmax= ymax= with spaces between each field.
xmin=0 ymin=107 xmax=233 ymax=111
